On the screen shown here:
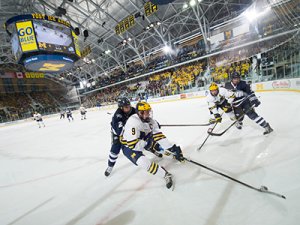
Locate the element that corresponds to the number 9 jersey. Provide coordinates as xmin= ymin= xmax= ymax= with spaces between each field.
xmin=121 ymin=114 xmax=173 ymax=152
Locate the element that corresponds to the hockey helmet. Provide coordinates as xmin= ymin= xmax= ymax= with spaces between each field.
xmin=136 ymin=101 xmax=152 ymax=122
xmin=209 ymin=82 xmax=219 ymax=91
xmin=117 ymin=97 xmax=131 ymax=108
xmin=231 ymin=72 xmax=241 ymax=79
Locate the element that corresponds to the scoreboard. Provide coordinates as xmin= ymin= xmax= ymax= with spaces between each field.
xmin=144 ymin=2 xmax=158 ymax=17
xmin=115 ymin=15 xmax=135 ymax=35
xmin=6 ymin=14 xmax=81 ymax=72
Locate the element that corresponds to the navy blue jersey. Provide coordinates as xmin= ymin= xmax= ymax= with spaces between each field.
xmin=111 ymin=107 xmax=136 ymax=136
xmin=224 ymin=80 xmax=252 ymax=94
xmin=225 ymin=80 xmax=253 ymax=100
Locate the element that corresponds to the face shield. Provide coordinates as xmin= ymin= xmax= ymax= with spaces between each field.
xmin=138 ymin=109 xmax=153 ymax=123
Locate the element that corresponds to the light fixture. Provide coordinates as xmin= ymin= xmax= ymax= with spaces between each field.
xmin=183 ymin=3 xmax=188 ymax=9
xmin=128 ymin=37 xmax=132 ymax=42
xmin=163 ymin=45 xmax=172 ymax=54
xmin=156 ymin=21 xmax=161 ymax=26
xmin=150 ymin=23 xmax=154 ymax=28
xmin=105 ymin=50 xmax=111 ymax=54
xmin=189 ymin=0 xmax=196 ymax=7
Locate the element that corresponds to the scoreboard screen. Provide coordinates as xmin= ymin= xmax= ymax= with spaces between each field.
xmin=33 ymin=20 xmax=75 ymax=55
xmin=144 ymin=2 xmax=158 ymax=17
xmin=115 ymin=15 xmax=135 ymax=35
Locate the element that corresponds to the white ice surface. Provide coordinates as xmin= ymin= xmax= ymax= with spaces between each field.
xmin=1 ymin=92 xmax=300 ymax=225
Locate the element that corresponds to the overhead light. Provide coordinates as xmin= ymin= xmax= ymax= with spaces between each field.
xmin=146 ymin=26 xmax=150 ymax=30
xmin=150 ymin=23 xmax=154 ymax=28
xmin=198 ymin=0 xmax=202 ymax=2
xmin=91 ymin=59 xmax=95 ymax=63
xmin=243 ymin=9 xmax=258 ymax=22
xmin=128 ymin=37 xmax=132 ymax=42
xmin=183 ymin=3 xmax=188 ymax=9
xmin=123 ymin=39 xmax=127 ymax=43
xmin=189 ymin=0 xmax=196 ymax=7
xmin=105 ymin=50 xmax=111 ymax=54
xmin=156 ymin=21 xmax=161 ymax=26
xmin=163 ymin=45 xmax=172 ymax=54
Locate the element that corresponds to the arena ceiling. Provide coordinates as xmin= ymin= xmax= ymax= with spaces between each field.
xmin=1 ymin=0 xmax=297 ymax=85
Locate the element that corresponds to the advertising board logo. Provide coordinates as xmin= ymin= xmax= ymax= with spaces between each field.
xmin=272 ymin=80 xmax=291 ymax=89
xmin=256 ymin=83 xmax=264 ymax=90
xmin=16 ymin=21 xmax=38 ymax=52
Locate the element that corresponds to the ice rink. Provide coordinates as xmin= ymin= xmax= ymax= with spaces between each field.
xmin=1 ymin=91 xmax=300 ymax=225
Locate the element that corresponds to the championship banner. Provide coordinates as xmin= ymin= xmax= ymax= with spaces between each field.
xmin=16 ymin=21 xmax=38 ymax=52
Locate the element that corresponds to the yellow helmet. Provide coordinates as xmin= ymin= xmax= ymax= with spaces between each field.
xmin=136 ymin=101 xmax=151 ymax=111
xmin=209 ymin=82 xmax=219 ymax=91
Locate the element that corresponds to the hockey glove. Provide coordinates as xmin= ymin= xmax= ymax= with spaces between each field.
xmin=249 ymin=96 xmax=261 ymax=107
xmin=168 ymin=145 xmax=185 ymax=162
xmin=214 ymin=113 xmax=222 ymax=123
xmin=144 ymin=133 xmax=154 ymax=151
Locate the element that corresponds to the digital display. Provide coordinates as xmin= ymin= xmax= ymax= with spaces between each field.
xmin=24 ymin=54 xmax=74 ymax=72
xmin=16 ymin=21 xmax=38 ymax=53
xmin=144 ymin=2 xmax=158 ymax=17
xmin=115 ymin=15 xmax=135 ymax=35
xmin=11 ymin=33 xmax=22 ymax=61
xmin=33 ymin=20 xmax=75 ymax=55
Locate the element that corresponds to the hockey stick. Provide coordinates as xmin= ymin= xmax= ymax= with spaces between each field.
xmin=197 ymin=121 xmax=218 ymax=151
xmin=208 ymin=105 xmax=255 ymax=137
xmin=107 ymin=112 xmax=113 ymax=115
xmin=161 ymin=123 xmax=211 ymax=127
xmin=185 ymin=157 xmax=286 ymax=199
xmin=197 ymin=112 xmax=224 ymax=151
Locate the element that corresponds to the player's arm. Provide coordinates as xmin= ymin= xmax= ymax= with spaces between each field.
xmin=207 ymin=98 xmax=222 ymax=123
xmin=151 ymin=119 xmax=173 ymax=150
xmin=151 ymin=120 xmax=184 ymax=162
xmin=111 ymin=114 xmax=124 ymax=136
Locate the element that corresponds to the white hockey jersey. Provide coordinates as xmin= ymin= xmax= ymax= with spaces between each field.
xmin=33 ymin=113 xmax=42 ymax=121
xmin=80 ymin=107 xmax=86 ymax=113
xmin=207 ymin=87 xmax=235 ymax=114
xmin=121 ymin=114 xmax=173 ymax=152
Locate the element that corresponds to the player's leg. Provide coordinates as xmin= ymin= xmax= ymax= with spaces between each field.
xmin=242 ymin=100 xmax=273 ymax=134
xmin=104 ymin=133 xmax=122 ymax=176
xmin=122 ymin=147 xmax=173 ymax=189
xmin=221 ymin=102 xmax=241 ymax=129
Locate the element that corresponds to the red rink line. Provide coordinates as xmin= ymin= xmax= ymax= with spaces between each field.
xmin=0 ymin=161 xmax=99 ymax=188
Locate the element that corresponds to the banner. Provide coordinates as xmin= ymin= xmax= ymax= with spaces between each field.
xmin=16 ymin=20 xmax=38 ymax=52
xmin=72 ymin=31 xmax=81 ymax=57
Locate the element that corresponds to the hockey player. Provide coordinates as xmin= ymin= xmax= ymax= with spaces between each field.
xmin=104 ymin=97 xmax=136 ymax=177
xmin=224 ymin=72 xmax=273 ymax=135
xmin=60 ymin=109 xmax=65 ymax=119
xmin=207 ymin=82 xmax=240 ymax=133
xmin=121 ymin=101 xmax=184 ymax=189
xmin=66 ymin=109 xmax=74 ymax=122
xmin=79 ymin=105 xmax=87 ymax=120
xmin=33 ymin=112 xmax=45 ymax=128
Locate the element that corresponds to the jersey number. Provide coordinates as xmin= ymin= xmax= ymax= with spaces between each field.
xmin=132 ymin=128 xmax=136 ymax=135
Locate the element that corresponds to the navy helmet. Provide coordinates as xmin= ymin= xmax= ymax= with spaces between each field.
xmin=117 ymin=97 xmax=130 ymax=108
xmin=231 ymin=71 xmax=241 ymax=79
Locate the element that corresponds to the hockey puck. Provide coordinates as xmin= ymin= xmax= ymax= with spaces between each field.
xmin=260 ymin=186 xmax=268 ymax=191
